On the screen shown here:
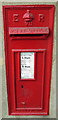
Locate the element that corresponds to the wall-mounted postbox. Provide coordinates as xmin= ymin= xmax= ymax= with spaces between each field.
xmin=3 ymin=5 xmax=55 ymax=115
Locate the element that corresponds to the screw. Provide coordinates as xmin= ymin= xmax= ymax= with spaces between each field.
xmin=21 ymin=102 xmax=26 ymax=105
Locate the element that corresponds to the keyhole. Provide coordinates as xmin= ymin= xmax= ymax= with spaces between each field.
xmin=21 ymin=85 xmax=24 ymax=88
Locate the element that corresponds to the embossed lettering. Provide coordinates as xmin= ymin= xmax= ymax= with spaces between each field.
xmin=13 ymin=14 xmax=19 ymax=22
xmin=38 ymin=14 xmax=44 ymax=22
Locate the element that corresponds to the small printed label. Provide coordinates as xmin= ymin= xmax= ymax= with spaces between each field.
xmin=21 ymin=52 xmax=34 ymax=79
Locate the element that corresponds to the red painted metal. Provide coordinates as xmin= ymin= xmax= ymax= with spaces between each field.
xmin=3 ymin=5 xmax=55 ymax=116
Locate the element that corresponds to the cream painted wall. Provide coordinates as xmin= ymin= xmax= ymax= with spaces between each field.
xmin=0 ymin=1 xmax=56 ymax=119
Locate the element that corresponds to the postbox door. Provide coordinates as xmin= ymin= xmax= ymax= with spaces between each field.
xmin=12 ymin=50 xmax=45 ymax=110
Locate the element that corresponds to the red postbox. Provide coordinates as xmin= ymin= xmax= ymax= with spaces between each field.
xmin=3 ymin=5 xmax=55 ymax=115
